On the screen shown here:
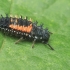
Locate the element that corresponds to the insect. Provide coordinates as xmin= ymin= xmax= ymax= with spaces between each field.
xmin=0 ymin=14 xmax=54 ymax=50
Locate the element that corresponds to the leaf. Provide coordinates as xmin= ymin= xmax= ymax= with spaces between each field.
xmin=0 ymin=0 xmax=70 ymax=70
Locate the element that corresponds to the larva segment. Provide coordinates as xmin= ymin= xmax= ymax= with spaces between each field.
xmin=9 ymin=24 xmax=13 ymax=28
xmin=26 ymin=24 xmax=32 ymax=33
xmin=9 ymin=24 xmax=33 ymax=33
xmin=17 ymin=25 xmax=22 ymax=31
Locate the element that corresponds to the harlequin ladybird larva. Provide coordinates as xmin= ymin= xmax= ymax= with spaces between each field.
xmin=0 ymin=14 xmax=54 ymax=50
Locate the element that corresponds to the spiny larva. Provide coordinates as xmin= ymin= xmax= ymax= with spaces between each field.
xmin=0 ymin=14 xmax=54 ymax=50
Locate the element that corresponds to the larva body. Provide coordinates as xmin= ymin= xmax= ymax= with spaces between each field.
xmin=0 ymin=14 xmax=54 ymax=50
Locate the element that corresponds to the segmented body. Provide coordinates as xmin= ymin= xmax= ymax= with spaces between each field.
xmin=0 ymin=14 xmax=54 ymax=50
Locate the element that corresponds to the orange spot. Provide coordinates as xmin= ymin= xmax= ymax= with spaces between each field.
xmin=27 ymin=24 xmax=32 ymax=33
xmin=9 ymin=24 xmax=18 ymax=30
xmin=13 ymin=25 xmax=18 ymax=30
xmin=9 ymin=24 xmax=14 ymax=28
xmin=17 ymin=25 xmax=19 ymax=30
xmin=24 ymin=26 xmax=27 ymax=32
xmin=17 ymin=25 xmax=20 ymax=30
xmin=18 ymin=26 xmax=23 ymax=31
xmin=9 ymin=23 xmax=33 ymax=33
xmin=22 ymin=26 xmax=24 ymax=32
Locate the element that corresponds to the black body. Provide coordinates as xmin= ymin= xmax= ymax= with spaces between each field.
xmin=0 ymin=14 xmax=54 ymax=50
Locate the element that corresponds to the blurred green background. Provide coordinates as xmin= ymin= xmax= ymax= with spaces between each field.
xmin=0 ymin=0 xmax=70 ymax=70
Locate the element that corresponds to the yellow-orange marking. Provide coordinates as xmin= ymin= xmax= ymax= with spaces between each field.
xmin=9 ymin=24 xmax=33 ymax=33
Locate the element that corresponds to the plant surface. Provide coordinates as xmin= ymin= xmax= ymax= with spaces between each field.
xmin=0 ymin=0 xmax=70 ymax=70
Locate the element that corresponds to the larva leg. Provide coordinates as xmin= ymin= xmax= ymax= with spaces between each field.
xmin=32 ymin=39 xmax=36 ymax=48
xmin=47 ymin=43 xmax=54 ymax=50
xmin=43 ymin=42 xmax=54 ymax=50
xmin=15 ymin=37 xmax=23 ymax=44
xmin=49 ymin=31 xmax=53 ymax=34
xmin=47 ymin=44 xmax=54 ymax=50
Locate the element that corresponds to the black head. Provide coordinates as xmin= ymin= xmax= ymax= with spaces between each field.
xmin=42 ymin=28 xmax=50 ymax=43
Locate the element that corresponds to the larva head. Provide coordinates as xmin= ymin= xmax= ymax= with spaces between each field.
xmin=31 ymin=23 xmax=50 ymax=43
xmin=42 ymin=28 xmax=50 ymax=43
